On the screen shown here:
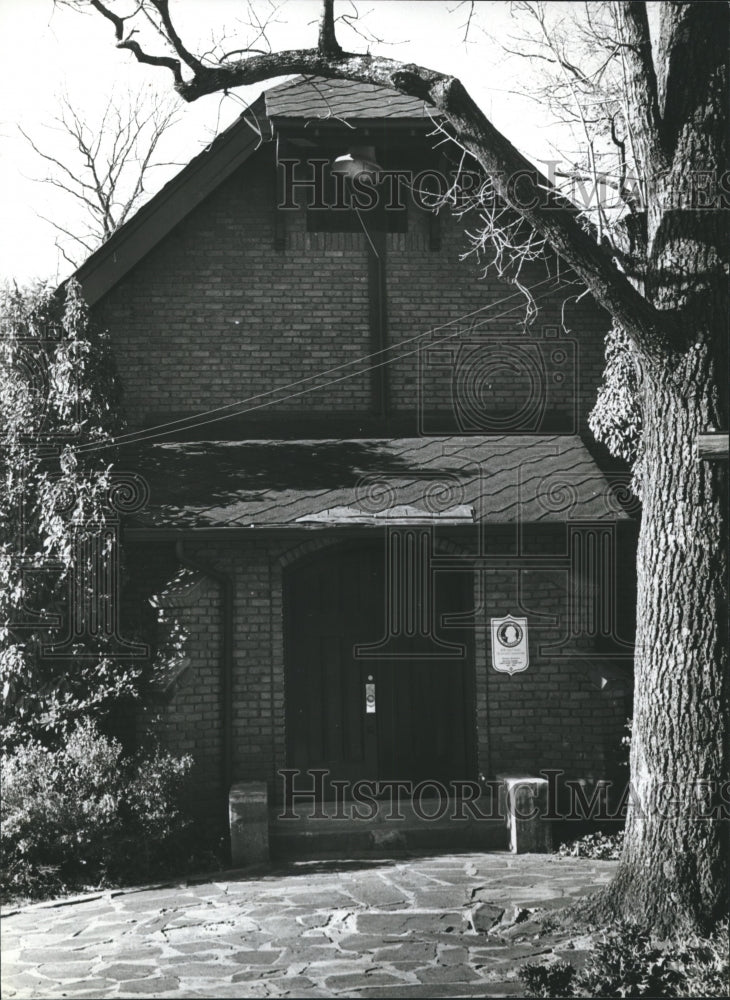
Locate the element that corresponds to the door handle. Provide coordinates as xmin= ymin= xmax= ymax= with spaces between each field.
xmin=365 ymin=675 xmax=376 ymax=714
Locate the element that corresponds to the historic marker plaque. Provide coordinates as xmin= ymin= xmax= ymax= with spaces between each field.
xmin=491 ymin=614 xmax=529 ymax=675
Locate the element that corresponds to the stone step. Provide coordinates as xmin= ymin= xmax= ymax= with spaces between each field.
xmin=269 ymin=799 xmax=507 ymax=859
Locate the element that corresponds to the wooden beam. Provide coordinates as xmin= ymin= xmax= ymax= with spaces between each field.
xmin=274 ymin=136 xmax=287 ymax=251
xmin=697 ymin=432 xmax=729 ymax=460
xmin=366 ymin=218 xmax=389 ymax=418
xmin=428 ymin=210 xmax=442 ymax=251
xmin=428 ymin=151 xmax=448 ymax=251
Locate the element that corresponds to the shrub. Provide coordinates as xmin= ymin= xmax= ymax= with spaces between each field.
xmin=519 ymin=920 xmax=729 ymax=998
xmin=0 ymin=280 xmax=144 ymax=754
xmin=558 ymin=829 xmax=624 ymax=860
xmin=578 ymin=922 xmax=685 ymax=997
xmin=1 ymin=719 xmax=192 ymax=901
xmin=520 ymin=958 xmax=576 ymax=997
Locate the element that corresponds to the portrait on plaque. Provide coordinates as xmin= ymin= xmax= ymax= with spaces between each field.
xmin=491 ymin=615 xmax=529 ymax=676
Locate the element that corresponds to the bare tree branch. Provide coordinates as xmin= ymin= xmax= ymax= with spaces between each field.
xmin=614 ymin=1 xmax=667 ymax=173
xmin=77 ymin=0 xmax=670 ymax=356
xmin=85 ymin=0 xmax=184 ymax=84
xmin=149 ymin=0 xmax=204 ymax=73
xmin=56 ymin=239 xmax=85 ymax=269
xmin=22 ymin=88 xmax=179 ymax=265
xmin=319 ymin=0 xmax=343 ymax=56
xmin=37 ymin=214 xmax=97 ymax=253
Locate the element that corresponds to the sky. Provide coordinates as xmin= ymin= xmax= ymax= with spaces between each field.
xmin=0 ymin=0 xmax=562 ymax=285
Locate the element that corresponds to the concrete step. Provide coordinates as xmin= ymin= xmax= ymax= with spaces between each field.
xmin=269 ymin=798 xmax=507 ymax=859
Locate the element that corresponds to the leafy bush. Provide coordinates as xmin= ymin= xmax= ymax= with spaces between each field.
xmin=679 ymin=923 xmax=730 ymax=997
xmin=1 ymin=719 xmax=192 ymax=901
xmin=0 ymin=279 xmax=150 ymax=753
xmin=521 ymin=958 xmax=577 ymax=997
xmin=558 ymin=829 xmax=624 ymax=860
xmin=520 ymin=920 xmax=729 ymax=998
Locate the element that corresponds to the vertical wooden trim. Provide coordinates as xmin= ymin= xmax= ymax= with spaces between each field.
xmin=274 ymin=137 xmax=287 ymax=252
xmin=428 ymin=210 xmax=442 ymax=251
xmin=428 ymin=152 xmax=447 ymax=251
xmin=367 ymin=222 xmax=389 ymax=418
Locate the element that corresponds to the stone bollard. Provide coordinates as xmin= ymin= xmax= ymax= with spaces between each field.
xmin=229 ymin=782 xmax=269 ymax=867
xmin=500 ymin=776 xmax=552 ymax=854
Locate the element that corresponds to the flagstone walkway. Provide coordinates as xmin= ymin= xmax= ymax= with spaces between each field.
xmin=1 ymin=852 xmax=616 ymax=999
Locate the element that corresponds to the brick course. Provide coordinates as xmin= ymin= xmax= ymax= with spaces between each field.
xmin=96 ymin=147 xmax=610 ymax=433
xmin=131 ymin=528 xmax=633 ymax=827
xmin=102 ymin=135 xmax=632 ymax=836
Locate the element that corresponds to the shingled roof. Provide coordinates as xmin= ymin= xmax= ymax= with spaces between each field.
xmin=127 ymin=435 xmax=628 ymax=532
xmin=72 ymin=76 xmax=432 ymax=306
xmin=265 ymin=76 xmax=431 ymax=120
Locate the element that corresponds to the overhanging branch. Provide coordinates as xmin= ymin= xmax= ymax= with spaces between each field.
xmin=179 ymin=50 xmax=667 ymax=355
xmin=88 ymin=0 xmax=183 ymax=85
xmin=83 ymin=0 xmax=670 ymax=357
xmin=150 ymin=0 xmax=204 ymax=75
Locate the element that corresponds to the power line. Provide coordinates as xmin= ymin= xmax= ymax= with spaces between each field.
xmin=75 ymin=274 xmax=580 ymax=453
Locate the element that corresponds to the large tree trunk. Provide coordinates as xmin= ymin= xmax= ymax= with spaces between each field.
xmin=602 ymin=2 xmax=729 ymax=932
xmin=605 ymin=357 xmax=728 ymax=933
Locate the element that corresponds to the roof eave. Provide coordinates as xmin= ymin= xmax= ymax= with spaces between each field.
xmin=72 ymin=94 xmax=270 ymax=308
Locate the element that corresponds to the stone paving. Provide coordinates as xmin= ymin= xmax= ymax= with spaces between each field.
xmin=1 ymin=852 xmax=616 ymax=998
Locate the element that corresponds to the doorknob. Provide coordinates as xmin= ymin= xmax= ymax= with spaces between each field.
xmin=365 ymin=675 xmax=376 ymax=714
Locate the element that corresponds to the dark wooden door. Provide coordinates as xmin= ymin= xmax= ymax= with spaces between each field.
xmin=284 ymin=540 xmax=475 ymax=796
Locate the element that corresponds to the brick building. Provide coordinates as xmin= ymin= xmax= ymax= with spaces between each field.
xmin=76 ymin=78 xmax=636 ymax=853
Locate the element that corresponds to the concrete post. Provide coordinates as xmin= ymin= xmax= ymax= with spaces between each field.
xmin=229 ymin=782 xmax=269 ymax=867
xmin=500 ymin=776 xmax=552 ymax=854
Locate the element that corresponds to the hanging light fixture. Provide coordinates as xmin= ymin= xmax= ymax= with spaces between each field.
xmin=331 ymin=145 xmax=382 ymax=181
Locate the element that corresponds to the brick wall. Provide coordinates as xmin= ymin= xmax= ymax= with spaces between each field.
xmin=96 ymin=152 xmax=371 ymax=424
xmin=132 ymin=527 xmax=632 ymax=827
xmin=95 ymin=145 xmax=610 ymax=433
xmin=386 ymin=206 xmax=608 ymax=433
xmin=480 ymin=529 xmax=632 ymax=787
xmin=110 ymin=131 xmax=629 ymax=836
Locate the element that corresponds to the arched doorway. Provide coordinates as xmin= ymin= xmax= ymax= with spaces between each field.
xmin=283 ymin=537 xmax=476 ymax=799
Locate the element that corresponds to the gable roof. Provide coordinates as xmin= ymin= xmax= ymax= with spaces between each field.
xmin=72 ymin=77 xmax=433 ymax=307
xmin=73 ymin=94 xmax=269 ymax=307
xmin=126 ymin=434 xmax=630 ymax=533
xmin=265 ymin=76 xmax=430 ymax=120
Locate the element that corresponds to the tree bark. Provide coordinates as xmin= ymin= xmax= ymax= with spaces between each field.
xmin=604 ymin=356 xmax=728 ymax=934
xmin=599 ymin=1 xmax=729 ymax=933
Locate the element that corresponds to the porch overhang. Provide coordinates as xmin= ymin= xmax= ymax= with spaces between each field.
xmin=124 ymin=435 xmax=631 ymax=535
